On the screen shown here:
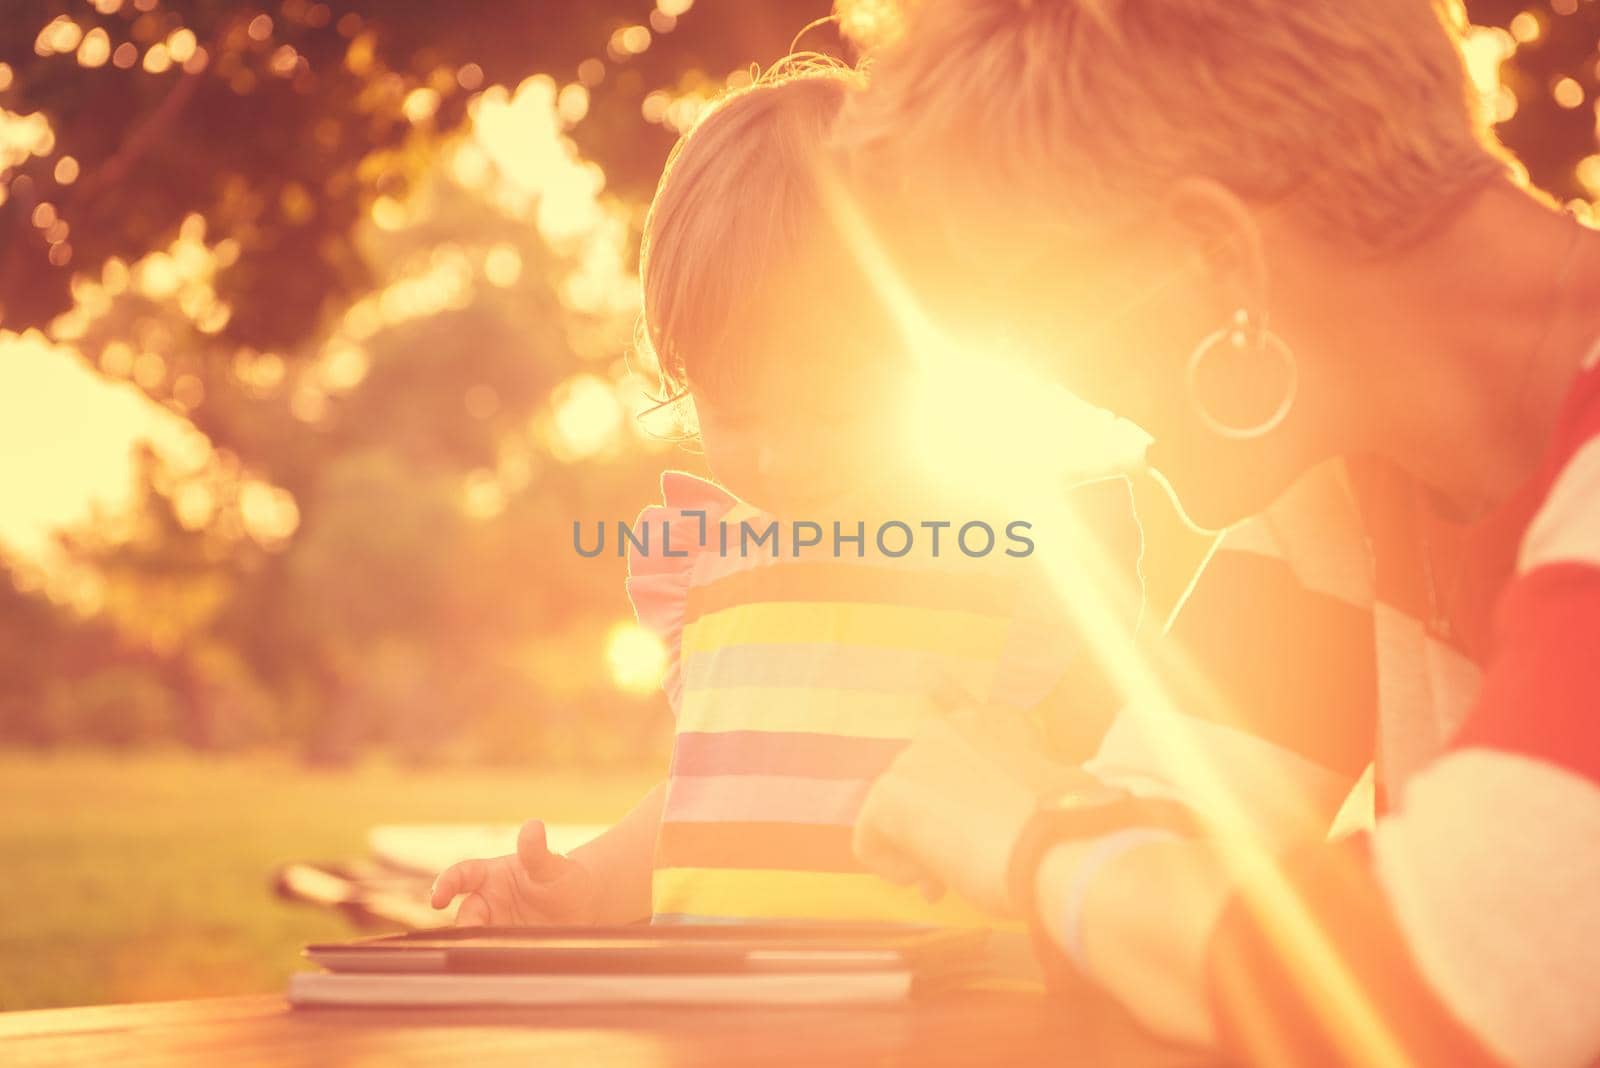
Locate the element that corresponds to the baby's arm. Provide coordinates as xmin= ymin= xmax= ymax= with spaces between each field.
xmin=431 ymin=782 xmax=666 ymax=925
xmin=567 ymin=781 xmax=666 ymax=924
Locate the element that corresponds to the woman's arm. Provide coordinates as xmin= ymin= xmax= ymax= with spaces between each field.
xmin=1034 ymin=835 xmax=1230 ymax=1047
xmin=852 ymin=714 xmax=1509 ymax=1061
xmin=851 ymin=716 xmax=1231 ymax=1046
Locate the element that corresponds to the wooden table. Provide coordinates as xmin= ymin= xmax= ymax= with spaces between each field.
xmin=0 ymin=991 xmax=1205 ymax=1067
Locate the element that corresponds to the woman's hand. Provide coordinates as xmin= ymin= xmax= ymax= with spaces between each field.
xmin=430 ymin=819 xmax=600 ymax=926
xmin=853 ymin=715 xmax=1053 ymax=914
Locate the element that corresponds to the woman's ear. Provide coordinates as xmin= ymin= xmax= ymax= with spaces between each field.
xmin=1163 ymin=176 xmax=1269 ymax=319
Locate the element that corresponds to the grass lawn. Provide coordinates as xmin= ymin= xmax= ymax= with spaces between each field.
xmin=0 ymin=750 xmax=657 ymax=1012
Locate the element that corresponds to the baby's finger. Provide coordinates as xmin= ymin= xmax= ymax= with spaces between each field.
xmin=430 ymin=858 xmax=488 ymax=908
xmin=517 ymin=820 xmax=576 ymax=883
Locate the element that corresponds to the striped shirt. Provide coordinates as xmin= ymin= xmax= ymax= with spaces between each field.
xmin=1090 ymin=448 xmax=1529 ymax=849
xmin=628 ymin=470 xmax=1137 ymax=927
xmin=1189 ymin=342 xmax=1600 ymax=1067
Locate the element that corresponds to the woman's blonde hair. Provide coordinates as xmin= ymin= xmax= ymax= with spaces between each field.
xmin=639 ymin=57 xmax=899 ymax=426
xmin=838 ymin=0 xmax=1515 ymax=250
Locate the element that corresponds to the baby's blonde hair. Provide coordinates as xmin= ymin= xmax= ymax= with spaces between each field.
xmin=839 ymin=0 xmax=1515 ymax=250
xmin=640 ymin=57 xmax=897 ymax=426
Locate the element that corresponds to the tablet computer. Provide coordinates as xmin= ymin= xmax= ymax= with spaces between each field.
xmin=305 ymin=924 xmax=988 ymax=976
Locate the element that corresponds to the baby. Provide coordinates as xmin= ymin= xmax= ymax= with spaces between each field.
xmin=431 ymin=60 xmax=1138 ymax=929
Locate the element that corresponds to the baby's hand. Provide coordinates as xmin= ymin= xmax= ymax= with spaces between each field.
xmin=429 ymin=820 xmax=599 ymax=926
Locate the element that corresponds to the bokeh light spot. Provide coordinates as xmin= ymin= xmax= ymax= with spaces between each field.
xmin=605 ymin=621 xmax=668 ymax=696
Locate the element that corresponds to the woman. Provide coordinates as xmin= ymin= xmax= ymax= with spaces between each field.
xmin=840 ymin=2 xmax=1600 ymax=1066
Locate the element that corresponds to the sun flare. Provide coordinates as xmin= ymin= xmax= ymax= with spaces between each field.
xmin=818 ymin=165 xmax=1418 ymax=1068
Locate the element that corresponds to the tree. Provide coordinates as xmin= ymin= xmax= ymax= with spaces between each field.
xmin=1 ymin=0 xmax=1595 ymax=760
xmin=1468 ymin=0 xmax=1600 ymax=205
xmin=0 ymin=1 xmax=830 ymax=759
xmin=0 ymin=0 xmax=835 ymax=348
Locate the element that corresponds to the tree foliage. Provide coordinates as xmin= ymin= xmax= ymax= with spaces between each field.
xmin=0 ymin=0 xmax=830 ymax=760
xmin=1 ymin=0 xmax=833 ymax=346
xmin=0 ymin=0 xmax=1594 ymax=761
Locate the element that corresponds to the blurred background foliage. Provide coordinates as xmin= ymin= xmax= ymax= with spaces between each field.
xmin=0 ymin=0 xmax=1595 ymax=765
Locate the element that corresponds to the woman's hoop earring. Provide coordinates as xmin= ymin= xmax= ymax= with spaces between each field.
xmin=1184 ymin=309 xmax=1299 ymax=441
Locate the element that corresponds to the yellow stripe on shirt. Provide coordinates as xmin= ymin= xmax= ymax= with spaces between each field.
xmin=652 ymin=867 xmax=1014 ymax=929
xmin=675 ymin=687 xmax=943 ymax=739
xmin=681 ymin=601 xmax=1014 ymax=660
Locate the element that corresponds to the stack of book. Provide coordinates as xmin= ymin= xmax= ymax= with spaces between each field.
xmin=289 ymin=925 xmax=988 ymax=1008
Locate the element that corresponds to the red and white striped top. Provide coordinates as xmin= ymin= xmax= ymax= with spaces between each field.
xmin=1191 ymin=341 xmax=1600 ymax=1067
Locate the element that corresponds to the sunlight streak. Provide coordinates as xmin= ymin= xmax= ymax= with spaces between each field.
xmin=818 ymin=168 xmax=1417 ymax=1068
